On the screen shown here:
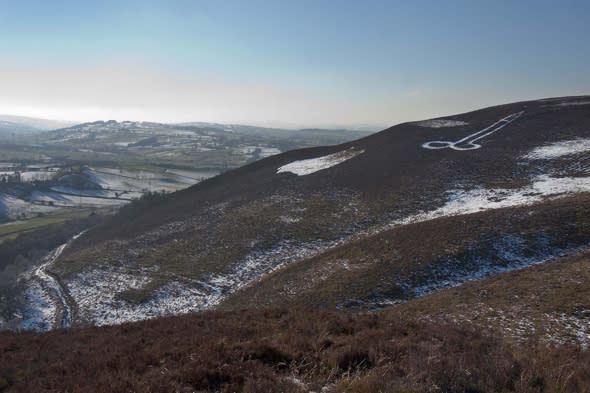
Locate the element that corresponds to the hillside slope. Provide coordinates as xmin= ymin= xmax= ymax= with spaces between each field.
xmin=2 ymin=308 xmax=590 ymax=393
xmin=219 ymin=194 xmax=590 ymax=311
xmin=35 ymin=95 xmax=590 ymax=327
xmin=393 ymin=248 xmax=590 ymax=347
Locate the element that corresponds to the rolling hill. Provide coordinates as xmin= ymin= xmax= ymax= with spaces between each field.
xmin=0 ymin=115 xmax=74 ymax=135
xmin=29 ymin=95 xmax=588 ymax=328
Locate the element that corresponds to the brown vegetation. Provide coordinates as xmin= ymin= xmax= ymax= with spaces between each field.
xmin=393 ymin=248 xmax=590 ymax=346
xmin=220 ymin=193 xmax=590 ymax=311
xmin=1 ymin=308 xmax=589 ymax=392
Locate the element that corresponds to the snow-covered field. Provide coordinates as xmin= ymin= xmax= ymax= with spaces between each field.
xmin=20 ymin=171 xmax=56 ymax=182
xmin=239 ymin=146 xmax=281 ymax=158
xmin=0 ymin=192 xmax=57 ymax=220
xmin=85 ymin=167 xmax=196 ymax=192
xmin=1 ymin=165 xmax=215 ymax=221
xmin=16 ymin=283 xmax=56 ymax=331
xmin=277 ymin=148 xmax=364 ymax=176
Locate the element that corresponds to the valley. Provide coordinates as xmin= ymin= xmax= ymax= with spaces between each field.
xmin=0 ymin=119 xmax=372 ymax=329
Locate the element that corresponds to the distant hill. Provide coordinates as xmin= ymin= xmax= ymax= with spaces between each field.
xmin=177 ymin=121 xmax=375 ymax=145
xmin=0 ymin=115 xmax=75 ymax=132
xmin=0 ymin=120 xmax=40 ymax=136
xmin=36 ymin=120 xmax=374 ymax=170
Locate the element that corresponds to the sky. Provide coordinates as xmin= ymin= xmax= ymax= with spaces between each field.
xmin=0 ymin=0 xmax=589 ymax=128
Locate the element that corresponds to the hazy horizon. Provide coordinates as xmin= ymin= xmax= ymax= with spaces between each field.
xmin=1 ymin=0 xmax=589 ymax=128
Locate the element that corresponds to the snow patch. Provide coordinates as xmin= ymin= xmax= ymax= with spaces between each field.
xmin=17 ymin=231 xmax=86 ymax=331
xmin=403 ymin=235 xmax=575 ymax=299
xmin=0 ymin=192 xmax=56 ymax=220
xmin=277 ymin=148 xmax=364 ymax=176
xmin=524 ymin=138 xmax=590 ymax=159
xmin=411 ymin=174 xmax=590 ymax=221
xmin=416 ymin=119 xmax=468 ymax=128
xmin=543 ymin=312 xmax=590 ymax=347
xmin=553 ymin=100 xmax=590 ymax=107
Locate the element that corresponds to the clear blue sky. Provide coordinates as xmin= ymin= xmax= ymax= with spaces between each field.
xmin=0 ymin=0 xmax=589 ymax=127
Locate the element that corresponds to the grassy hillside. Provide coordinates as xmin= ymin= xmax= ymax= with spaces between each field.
xmin=220 ymin=193 xmax=590 ymax=311
xmin=393 ymin=248 xmax=590 ymax=347
xmin=45 ymin=96 xmax=590 ymax=326
xmin=1 ymin=308 xmax=589 ymax=392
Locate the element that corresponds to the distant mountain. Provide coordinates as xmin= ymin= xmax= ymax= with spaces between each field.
xmin=0 ymin=115 xmax=75 ymax=132
xmin=0 ymin=120 xmax=40 ymax=136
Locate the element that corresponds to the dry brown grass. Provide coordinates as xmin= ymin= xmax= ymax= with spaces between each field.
xmin=1 ymin=308 xmax=589 ymax=392
xmin=220 ymin=193 xmax=590 ymax=311
xmin=391 ymin=248 xmax=590 ymax=346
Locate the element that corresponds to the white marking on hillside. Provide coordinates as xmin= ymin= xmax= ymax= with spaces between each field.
xmin=416 ymin=119 xmax=468 ymax=128
xmin=524 ymin=137 xmax=590 ymax=159
xmin=277 ymin=148 xmax=364 ymax=176
xmin=422 ymin=111 xmax=524 ymax=151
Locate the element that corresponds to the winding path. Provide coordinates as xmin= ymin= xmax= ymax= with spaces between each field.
xmin=31 ymin=230 xmax=86 ymax=328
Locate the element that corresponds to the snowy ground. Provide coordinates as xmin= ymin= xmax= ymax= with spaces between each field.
xmin=66 ymin=238 xmax=343 ymax=326
xmin=1 ymin=166 xmax=216 ymax=220
xmin=0 ymin=192 xmax=57 ymax=220
xmin=399 ymin=235 xmax=582 ymax=299
xmin=85 ymin=167 xmax=208 ymax=193
xmin=523 ymin=137 xmax=590 ymax=159
xmin=440 ymin=304 xmax=590 ymax=347
xmin=277 ymin=148 xmax=364 ymax=176
xmin=17 ymin=233 xmax=85 ymax=331
xmin=416 ymin=119 xmax=468 ymax=128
